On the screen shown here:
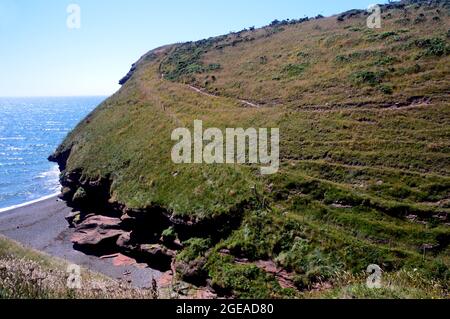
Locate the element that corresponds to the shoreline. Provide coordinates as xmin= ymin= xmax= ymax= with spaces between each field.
xmin=0 ymin=192 xmax=60 ymax=213
xmin=0 ymin=195 xmax=163 ymax=288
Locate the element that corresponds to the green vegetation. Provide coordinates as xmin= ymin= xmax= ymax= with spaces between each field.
xmin=414 ymin=37 xmax=449 ymax=57
xmin=351 ymin=70 xmax=385 ymax=86
xmin=281 ymin=63 xmax=309 ymax=77
xmin=52 ymin=0 xmax=450 ymax=298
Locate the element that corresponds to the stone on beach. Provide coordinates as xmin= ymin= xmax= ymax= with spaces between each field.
xmin=71 ymin=228 xmax=125 ymax=246
xmin=71 ymin=215 xmax=125 ymax=246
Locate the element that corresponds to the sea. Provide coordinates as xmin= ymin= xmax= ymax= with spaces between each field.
xmin=0 ymin=96 xmax=105 ymax=211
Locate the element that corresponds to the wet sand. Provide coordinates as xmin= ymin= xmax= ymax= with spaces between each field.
xmin=0 ymin=196 xmax=163 ymax=288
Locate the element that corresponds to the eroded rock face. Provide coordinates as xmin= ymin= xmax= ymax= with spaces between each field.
xmin=68 ymin=212 xmax=178 ymax=271
xmin=116 ymin=232 xmax=134 ymax=252
xmin=76 ymin=215 xmax=122 ymax=229
xmin=174 ymin=257 xmax=207 ymax=285
xmin=137 ymin=244 xmax=175 ymax=270
xmin=59 ymin=187 xmax=74 ymax=201
xmin=71 ymin=215 xmax=126 ymax=254
xmin=54 ymin=169 xmax=238 ymax=292
xmin=71 ymin=228 xmax=125 ymax=246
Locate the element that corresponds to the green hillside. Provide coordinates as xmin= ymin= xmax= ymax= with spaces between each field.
xmin=50 ymin=0 xmax=450 ymax=298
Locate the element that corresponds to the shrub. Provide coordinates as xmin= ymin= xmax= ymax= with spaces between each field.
xmin=336 ymin=50 xmax=384 ymax=63
xmin=414 ymin=14 xmax=427 ymax=24
xmin=379 ymin=84 xmax=394 ymax=94
xmin=349 ymin=27 xmax=362 ymax=32
xmin=161 ymin=227 xmax=176 ymax=242
xmin=351 ymin=70 xmax=384 ymax=86
xmin=207 ymin=63 xmax=221 ymax=71
xmin=297 ymin=51 xmax=310 ymax=59
xmin=335 ymin=55 xmax=350 ymax=63
xmin=177 ymin=238 xmax=211 ymax=262
xmin=281 ymin=63 xmax=309 ymax=77
xmin=415 ymin=37 xmax=449 ymax=56
xmin=367 ymin=31 xmax=398 ymax=42
xmin=270 ymin=19 xmax=280 ymax=26
xmin=374 ymin=56 xmax=397 ymax=66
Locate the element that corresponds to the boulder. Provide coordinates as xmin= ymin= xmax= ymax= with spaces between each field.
xmin=76 ymin=215 xmax=122 ymax=230
xmin=137 ymin=244 xmax=175 ymax=269
xmin=116 ymin=232 xmax=133 ymax=250
xmin=71 ymin=228 xmax=125 ymax=246
xmin=139 ymin=244 xmax=175 ymax=259
xmin=120 ymin=213 xmax=136 ymax=228
xmin=174 ymin=257 xmax=207 ymax=285
xmin=71 ymin=215 xmax=125 ymax=251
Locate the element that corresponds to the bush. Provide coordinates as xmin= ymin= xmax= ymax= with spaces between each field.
xmin=374 ymin=56 xmax=397 ymax=66
xmin=379 ymin=84 xmax=394 ymax=94
xmin=414 ymin=14 xmax=427 ymax=24
xmin=415 ymin=37 xmax=449 ymax=56
xmin=161 ymin=227 xmax=176 ymax=242
xmin=335 ymin=55 xmax=350 ymax=63
xmin=177 ymin=238 xmax=211 ymax=262
xmin=351 ymin=70 xmax=384 ymax=86
xmin=207 ymin=63 xmax=221 ymax=71
xmin=336 ymin=50 xmax=384 ymax=63
xmin=281 ymin=63 xmax=309 ymax=77
xmin=367 ymin=31 xmax=398 ymax=42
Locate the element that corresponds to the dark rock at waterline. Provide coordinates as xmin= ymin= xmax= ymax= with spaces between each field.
xmin=59 ymin=187 xmax=74 ymax=201
xmin=48 ymin=147 xmax=72 ymax=171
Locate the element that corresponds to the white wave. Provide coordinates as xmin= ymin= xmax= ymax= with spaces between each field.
xmin=35 ymin=165 xmax=60 ymax=179
xmin=0 ymin=137 xmax=25 ymax=141
xmin=6 ymin=146 xmax=25 ymax=151
xmin=0 ymin=192 xmax=60 ymax=213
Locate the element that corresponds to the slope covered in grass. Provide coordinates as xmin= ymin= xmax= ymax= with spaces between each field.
xmin=51 ymin=0 xmax=450 ymax=298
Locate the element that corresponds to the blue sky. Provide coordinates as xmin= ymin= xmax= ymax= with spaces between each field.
xmin=0 ymin=0 xmax=388 ymax=97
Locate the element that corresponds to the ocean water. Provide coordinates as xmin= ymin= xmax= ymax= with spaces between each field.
xmin=0 ymin=96 xmax=105 ymax=211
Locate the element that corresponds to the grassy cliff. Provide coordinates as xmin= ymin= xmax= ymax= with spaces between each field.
xmin=51 ymin=0 xmax=450 ymax=298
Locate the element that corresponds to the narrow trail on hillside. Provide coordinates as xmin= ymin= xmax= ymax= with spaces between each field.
xmin=159 ymin=67 xmax=262 ymax=109
xmin=156 ymin=48 xmax=264 ymax=109
xmin=186 ymin=84 xmax=262 ymax=108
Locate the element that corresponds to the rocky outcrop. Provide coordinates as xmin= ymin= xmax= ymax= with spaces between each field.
xmin=174 ymin=257 xmax=208 ymax=285
xmin=50 ymin=142 xmax=245 ymax=293
xmin=72 ymin=228 xmax=125 ymax=247
xmin=71 ymin=215 xmax=126 ymax=254
xmin=118 ymin=63 xmax=137 ymax=85
xmin=48 ymin=147 xmax=72 ymax=171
